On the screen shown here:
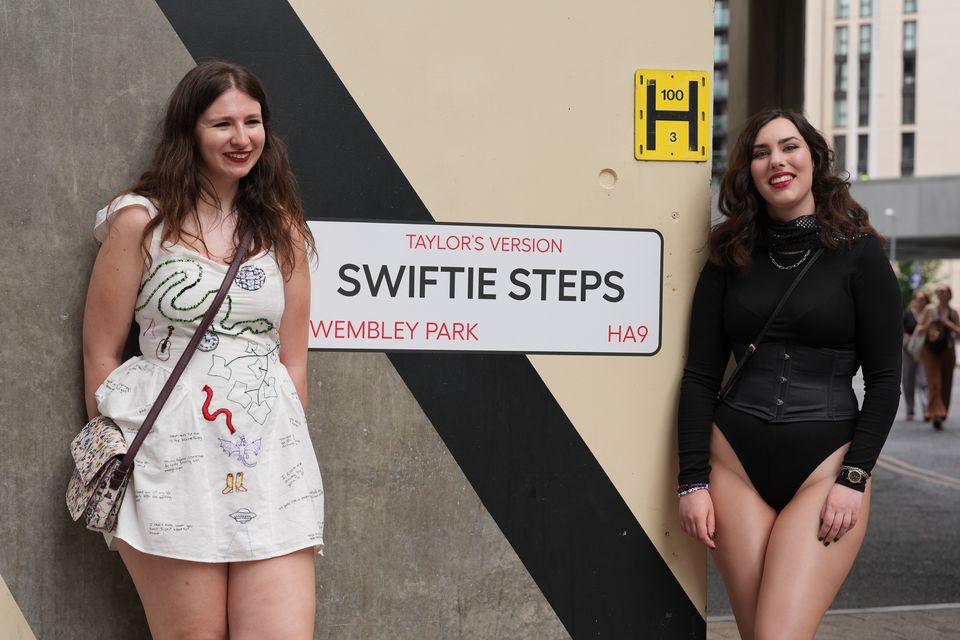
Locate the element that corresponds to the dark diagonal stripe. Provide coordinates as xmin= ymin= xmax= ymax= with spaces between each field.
xmin=155 ymin=2 xmax=703 ymax=636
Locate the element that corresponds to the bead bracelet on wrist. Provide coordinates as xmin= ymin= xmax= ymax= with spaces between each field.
xmin=677 ymin=483 xmax=709 ymax=497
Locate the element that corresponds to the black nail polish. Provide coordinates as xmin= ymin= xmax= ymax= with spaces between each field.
xmin=834 ymin=538 xmax=839 ymax=542
xmin=818 ymin=537 xmax=823 ymax=542
xmin=823 ymin=541 xmax=830 ymax=547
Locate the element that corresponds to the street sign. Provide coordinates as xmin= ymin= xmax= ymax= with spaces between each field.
xmin=634 ymin=69 xmax=710 ymax=162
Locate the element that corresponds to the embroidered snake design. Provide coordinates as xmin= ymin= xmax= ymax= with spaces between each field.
xmin=202 ymin=385 xmax=236 ymax=433
xmin=136 ymin=258 xmax=273 ymax=335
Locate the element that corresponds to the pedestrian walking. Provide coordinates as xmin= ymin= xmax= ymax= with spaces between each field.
xmin=917 ymin=284 xmax=960 ymax=430
xmin=903 ymin=289 xmax=930 ymax=420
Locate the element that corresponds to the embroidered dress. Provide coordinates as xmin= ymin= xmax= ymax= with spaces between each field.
xmin=93 ymin=194 xmax=324 ymax=562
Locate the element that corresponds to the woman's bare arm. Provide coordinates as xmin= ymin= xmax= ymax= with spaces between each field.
xmin=82 ymin=205 xmax=151 ymax=419
xmin=278 ymin=237 xmax=312 ymax=410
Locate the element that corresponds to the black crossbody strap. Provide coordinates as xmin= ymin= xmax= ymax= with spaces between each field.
xmin=717 ymin=248 xmax=824 ymax=401
xmin=109 ymin=230 xmax=253 ymax=487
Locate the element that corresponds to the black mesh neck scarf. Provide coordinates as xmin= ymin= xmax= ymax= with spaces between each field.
xmin=759 ymin=215 xmax=824 ymax=252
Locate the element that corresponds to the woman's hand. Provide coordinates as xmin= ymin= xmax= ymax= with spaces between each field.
xmin=818 ymin=483 xmax=865 ymax=545
xmin=678 ymin=490 xmax=716 ymax=549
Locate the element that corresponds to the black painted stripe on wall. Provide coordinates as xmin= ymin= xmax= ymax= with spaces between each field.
xmin=155 ymin=2 xmax=703 ymax=637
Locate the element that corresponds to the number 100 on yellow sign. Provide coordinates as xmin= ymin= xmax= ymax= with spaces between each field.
xmin=634 ymin=70 xmax=710 ymax=162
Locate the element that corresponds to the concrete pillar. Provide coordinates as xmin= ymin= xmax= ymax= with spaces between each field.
xmin=1 ymin=1 xmax=713 ymax=637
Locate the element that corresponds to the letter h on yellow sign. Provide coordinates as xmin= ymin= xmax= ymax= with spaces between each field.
xmin=634 ymin=69 xmax=710 ymax=162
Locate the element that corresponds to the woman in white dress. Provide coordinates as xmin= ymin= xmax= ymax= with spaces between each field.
xmin=83 ymin=61 xmax=323 ymax=639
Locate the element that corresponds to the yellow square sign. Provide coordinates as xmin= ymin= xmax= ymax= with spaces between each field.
xmin=634 ymin=69 xmax=710 ymax=162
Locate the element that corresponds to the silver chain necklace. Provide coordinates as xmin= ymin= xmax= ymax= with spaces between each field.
xmin=769 ymin=248 xmax=812 ymax=270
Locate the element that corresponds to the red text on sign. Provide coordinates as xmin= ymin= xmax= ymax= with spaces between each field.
xmin=426 ymin=322 xmax=478 ymax=341
xmin=311 ymin=319 xmax=420 ymax=340
xmin=608 ymin=324 xmax=648 ymax=343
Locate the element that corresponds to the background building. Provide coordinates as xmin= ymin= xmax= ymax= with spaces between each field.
xmin=714 ymin=0 xmax=960 ymax=265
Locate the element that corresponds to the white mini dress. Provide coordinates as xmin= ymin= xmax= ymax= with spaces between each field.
xmin=94 ymin=194 xmax=324 ymax=562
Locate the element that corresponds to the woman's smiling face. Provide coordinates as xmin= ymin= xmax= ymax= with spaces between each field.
xmin=194 ymin=87 xmax=265 ymax=192
xmin=749 ymin=117 xmax=816 ymax=222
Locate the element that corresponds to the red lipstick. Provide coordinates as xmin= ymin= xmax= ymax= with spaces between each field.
xmin=224 ymin=151 xmax=251 ymax=164
xmin=769 ymin=171 xmax=795 ymax=189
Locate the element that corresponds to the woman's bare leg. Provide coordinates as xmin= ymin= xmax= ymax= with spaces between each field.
xmin=116 ymin=539 xmax=229 ymax=640
xmin=754 ymin=445 xmax=871 ymax=640
xmin=227 ymin=547 xmax=317 ymax=640
xmin=709 ymin=425 xmax=778 ymax=640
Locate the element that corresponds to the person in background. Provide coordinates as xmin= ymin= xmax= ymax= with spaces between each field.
xmin=916 ymin=284 xmax=960 ymax=430
xmin=676 ymin=109 xmax=901 ymax=639
xmin=902 ymin=289 xmax=929 ymax=421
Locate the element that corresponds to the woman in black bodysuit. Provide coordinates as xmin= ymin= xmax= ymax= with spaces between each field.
xmin=676 ymin=109 xmax=901 ymax=639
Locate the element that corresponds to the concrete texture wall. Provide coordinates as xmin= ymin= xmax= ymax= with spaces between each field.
xmin=0 ymin=1 xmax=712 ymax=638
xmin=0 ymin=1 xmax=194 ymax=637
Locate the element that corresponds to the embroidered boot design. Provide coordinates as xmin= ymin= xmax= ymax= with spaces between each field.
xmin=235 ymin=471 xmax=248 ymax=492
xmin=222 ymin=472 xmax=235 ymax=494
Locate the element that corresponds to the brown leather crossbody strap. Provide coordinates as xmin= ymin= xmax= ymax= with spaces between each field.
xmin=109 ymin=230 xmax=253 ymax=488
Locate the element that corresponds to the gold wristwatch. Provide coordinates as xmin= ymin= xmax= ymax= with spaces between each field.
xmin=838 ymin=465 xmax=870 ymax=485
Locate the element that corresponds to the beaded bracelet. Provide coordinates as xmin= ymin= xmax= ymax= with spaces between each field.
xmin=677 ymin=483 xmax=709 ymax=497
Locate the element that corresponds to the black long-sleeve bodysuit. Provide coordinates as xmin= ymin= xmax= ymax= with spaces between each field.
xmin=678 ymin=235 xmax=902 ymax=510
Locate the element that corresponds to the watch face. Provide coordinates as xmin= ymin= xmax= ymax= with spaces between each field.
xmin=848 ymin=469 xmax=863 ymax=483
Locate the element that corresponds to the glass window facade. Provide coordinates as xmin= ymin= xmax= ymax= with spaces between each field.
xmin=860 ymin=0 xmax=873 ymax=18
xmin=903 ymin=92 xmax=916 ymax=125
xmin=834 ymin=135 xmax=847 ymax=173
xmin=859 ymin=25 xmax=872 ymax=54
xmin=901 ymin=132 xmax=915 ymax=176
xmin=836 ymin=26 xmax=849 ymax=55
xmin=904 ymin=0 xmax=917 ymax=14
xmin=903 ymin=22 xmax=916 ymax=125
xmin=714 ymin=32 xmax=729 ymax=64
xmin=835 ymin=59 xmax=848 ymax=93
xmin=857 ymin=134 xmax=869 ymax=178
xmin=837 ymin=0 xmax=850 ymax=19
xmin=904 ymin=21 xmax=917 ymax=52
xmin=858 ymin=58 xmax=870 ymax=125
xmin=714 ymin=0 xmax=729 ymax=29
xmin=834 ymin=99 xmax=848 ymax=127
xmin=714 ymin=67 xmax=728 ymax=100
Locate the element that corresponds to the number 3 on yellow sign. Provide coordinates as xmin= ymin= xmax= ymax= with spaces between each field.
xmin=634 ymin=69 xmax=711 ymax=162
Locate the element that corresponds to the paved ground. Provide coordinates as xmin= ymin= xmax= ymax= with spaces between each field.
xmin=708 ymin=605 xmax=960 ymax=639
xmin=705 ymin=366 xmax=960 ymax=638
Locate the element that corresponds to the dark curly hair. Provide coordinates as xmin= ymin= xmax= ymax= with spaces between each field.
xmin=709 ymin=108 xmax=880 ymax=270
xmin=127 ymin=60 xmax=314 ymax=279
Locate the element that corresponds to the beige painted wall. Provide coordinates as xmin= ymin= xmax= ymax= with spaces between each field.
xmin=289 ymin=0 xmax=714 ymax=611
xmin=0 ymin=576 xmax=35 ymax=640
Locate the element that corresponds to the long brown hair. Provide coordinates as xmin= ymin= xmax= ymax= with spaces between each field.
xmin=128 ymin=60 xmax=314 ymax=278
xmin=710 ymin=109 xmax=879 ymax=270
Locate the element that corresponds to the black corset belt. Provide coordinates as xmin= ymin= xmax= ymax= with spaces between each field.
xmin=722 ymin=341 xmax=859 ymax=423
